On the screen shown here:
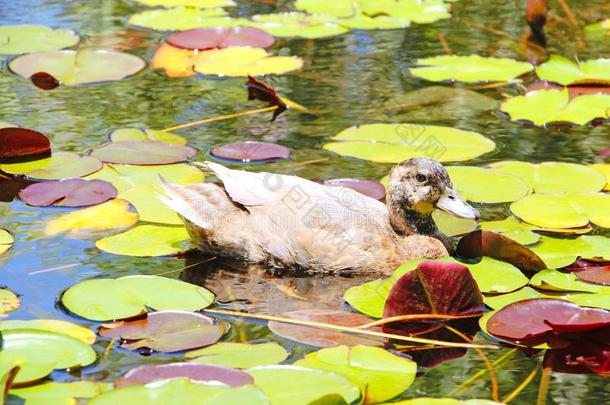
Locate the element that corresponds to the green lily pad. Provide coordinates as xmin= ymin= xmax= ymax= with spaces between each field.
xmin=0 ymin=25 xmax=79 ymax=55
xmin=134 ymin=0 xmax=235 ymax=7
xmin=10 ymin=381 xmax=109 ymax=405
xmin=88 ymin=378 xmax=269 ymax=405
xmin=247 ymin=13 xmax=349 ymax=39
xmin=95 ymin=224 xmax=190 ymax=257
xmin=433 ymin=209 xmax=478 ymax=237
xmin=488 ymin=161 xmax=607 ymax=193
xmin=535 ymin=55 xmax=610 ymax=85
xmin=119 ymin=185 xmax=182 ymax=225
xmin=247 ymin=365 xmax=361 ymax=405
xmin=446 ymin=166 xmax=530 ymax=203
xmin=510 ymin=192 xmax=610 ymax=229
xmin=530 ymin=269 xmax=610 ymax=294
xmin=84 ymin=163 xmax=205 ymax=193
xmin=324 ymin=124 xmax=495 ymax=163
xmin=480 ymin=217 xmax=541 ymax=245
xmin=359 ymin=0 xmax=452 ymax=23
xmin=0 ymin=289 xmax=20 ymax=317
xmin=295 ymin=0 xmax=355 ymax=18
xmin=110 ymin=128 xmax=187 ymax=145
xmin=193 ymin=47 xmax=303 ymax=77
xmin=500 ymin=89 xmax=610 ymax=126
xmin=336 ymin=14 xmax=411 ymax=30
xmin=590 ymin=163 xmax=610 ymax=191
xmin=343 ymin=278 xmax=388 ymax=318
xmin=584 ymin=19 xmax=610 ymax=41
xmin=530 ymin=235 xmax=610 ymax=269
xmin=0 ymin=152 xmax=102 ymax=181
xmin=186 ymin=342 xmax=289 ymax=369
xmin=128 ymin=7 xmax=233 ymax=31
xmin=484 ymin=286 xmax=610 ymax=311
xmin=467 ymin=257 xmax=529 ymax=294
xmin=61 ymin=275 xmax=215 ymax=321
xmin=0 ymin=229 xmax=14 ymax=255
xmin=409 ymin=55 xmax=533 ymax=83
xmin=294 ymin=345 xmax=416 ymax=404
xmin=0 ymin=330 xmax=96 ymax=385
xmin=9 ymin=50 xmax=146 ymax=86
xmin=0 ymin=319 xmax=96 ymax=344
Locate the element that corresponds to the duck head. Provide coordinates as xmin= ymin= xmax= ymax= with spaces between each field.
xmin=386 ymin=158 xmax=479 ymax=247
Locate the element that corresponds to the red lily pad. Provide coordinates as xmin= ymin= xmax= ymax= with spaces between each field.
xmin=0 ymin=127 xmax=51 ymax=162
xmin=30 ymin=72 xmax=60 ymax=90
xmin=565 ymin=260 xmax=610 ymax=286
xmin=114 ymin=363 xmax=253 ymax=388
xmin=99 ymin=311 xmax=228 ymax=352
xmin=543 ymin=326 xmax=610 ymax=376
xmin=268 ymin=309 xmax=384 ymax=348
xmin=324 ymin=178 xmax=386 ymax=200
xmin=457 ymin=230 xmax=546 ymax=272
xmin=383 ymin=261 xmax=484 ymax=335
xmin=210 ymin=141 xmax=290 ymax=163
xmin=91 ymin=141 xmax=198 ymax=165
xmin=527 ymin=81 xmax=610 ymax=97
xmin=19 ymin=178 xmax=117 ymax=207
xmin=487 ymin=298 xmax=610 ymax=346
xmin=167 ymin=27 xmax=275 ymax=50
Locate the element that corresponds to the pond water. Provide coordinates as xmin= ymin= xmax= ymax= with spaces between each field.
xmin=1 ymin=0 xmax=609 ymax=403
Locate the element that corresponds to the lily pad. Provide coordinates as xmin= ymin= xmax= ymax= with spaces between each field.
xmin=119 ymin=185 xmax=181 ymax=224
xmin=186 ymin=342 xmax=289 ymax=369
xmin=0 ymin=289 xmax=20 ymax=317
xmin=114 ymin=363 xmax=252 ymax=388
xmin=0 ymin=330 xmax=96 ymax=385
xmin=193 ymin=46 xmax=303 ymax=77
xmin=294 ymin=0 xmax=356 ymax=18
xmin=446 ymin=166 xmax=530 ymax=203
xmin=0 ymin=229 xmax=14 ymax=255
xmin=590 ymin=164 xmax=610 ymax=191
xmin=324 ymin=178 xmax=386 ymax=200
xmin=294 ymin=345 xmax=416 ymax=404
xmin=100 ymin=311 xmax=227 ymax=352
xmin=584 ymin=19 xmax=610 ymax=41
xmin=248 ymin=13 xmax=349 ymax=39
xmin=409 ymin=55 xmax=533 ymax=83
xmin=0 ymin=24 xmax=79 ymax=55
xmin=535 ymin=55 xmax=610 ymax=86
xmin=488 ymin=161 xmax=607 ymax=193
xmin=0 ymin=152 xmax=102 ymax=181
xmin=29 ymin=71 xmax=61 ymax=90
xmin=61 ymin=275 xmax=215 ymax=321
xmin=480 ymin=217 xmax=541 ymax=245
xmin=210 ymin=141 xmax=291 ymax=163
xmin=9 ymin=50 xmax=146 ymax=86
xmin=91 ymin=141 xmax=197 ymax=165
xmin=110 ymin=128 xmax=187 ymax=145
xmin=335 ymin=13 xmax=411 ymax=30
xmin=247 ymin=365 xmax=361 ymax=405
xmin=134 ymin=0 xmax=235 ymax=7
xmin=19 ymin=178 xmax=117 ymax=207
xmin=359 ymin=0 xmax=452 ymax=24
xmin=500 ymin=89 xmax=610 ymax=126
xmin=0 ymin=127 xmax=51 ymax=162
xmin=324 ymin=124 xmax=495 ymax=163
xmin=0 ymin=319 xmax=96 ymax=344
xmin=530 ymin=235 xmax=610 ymax=269
xmin=530 ymin=269 xmax=610 ymax=294
xmin=128 ymin=8 xmax=235 ymax=31
xmin=510 ymin=192 xmax=610 ymax=229
xmin=152 ymin=43 xmax=208 ymax=77
xmin=9 ymin=381 xmax=108 ymax=404
xmin=167 ymin=27 xmax=274 ymax=50
xmin=433 ymin=210 xmax=478 ymax=237
xmin=45 ymin=199 xmax=138 ymax=236
xmin=95 ymin=224 xmax=190 ymax=256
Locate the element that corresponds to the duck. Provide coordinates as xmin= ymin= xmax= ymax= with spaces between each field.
xmin=161 ymin=157 xmax=479 ymax=275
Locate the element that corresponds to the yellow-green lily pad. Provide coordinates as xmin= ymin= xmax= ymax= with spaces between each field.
xmin=95 ymin=224 xmax=190 ymax=257
xmin=359 ymin=0 xmax=452 ymax=24
xmin=0 ymin=319 xmax=96 ymax=344
xmin=590 ymin=163 xmax=610 ymax=191
xmin=484 ymin=286 xmax=610 ymax=311
xmin=530 ymin=269 xmax=610 ymax=294
xmin=128 ymin=7 xmax=233 ymax=31
xmin=324 ymin=124 xmax=495 ymax=163
xmin=193 ymin=46 xmax=303 ymax=77
xmin=535 ymin=55 xmax=610 ymax=85
xmin=446 ymin=166 xmax=530 ymax=203
xmin=0 ymin=289 xmax=20 ymax=317
xmin=0 ymin=24 xmax=79 ymax=55
xmin=295 ymin=0 xmax=356 ymax=18
xmin=10 ymin=381 xmax=110 ymax=405
xmin=186 ymin=342 xmax=289 ymax=369
xmin=119 ymin=185 xmax=182 ymax=225
xmin=0 ymin=152 xmax=102 ymax=181
xmin=247 ymin=12 xmax=349 ymax=39
xmin=110 ymin=128 xmax=186 ymax=145
xmin=0 ymin=229 xmax=14 ymax=255
xmin=529 ymin=235 xmax=610 ymax=269
xmin=134 ymin=0 xmax=234 ymax=7
xmin=480 ymin=217 xmax=541 ymax=245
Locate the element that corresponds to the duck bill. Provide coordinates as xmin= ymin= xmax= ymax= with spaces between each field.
xmin=435 ymin=188 xmax=480 ymax=220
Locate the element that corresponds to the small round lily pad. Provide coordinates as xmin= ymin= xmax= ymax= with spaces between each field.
xmin=167 ymin=27 xmax=274 ymax=50
xmin=91 ymin=141 xmax=198 ymax=165
xmin=95 ymin=224 xmax=190 ymax=257
xmin=19 ymin=178 xmax=117 ymax=207
xmin=210 ymin=141 xmax=290 ymax=163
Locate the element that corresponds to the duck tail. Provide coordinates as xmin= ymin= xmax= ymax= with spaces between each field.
xmin=158 ymin=177 xmax=213 ymax=229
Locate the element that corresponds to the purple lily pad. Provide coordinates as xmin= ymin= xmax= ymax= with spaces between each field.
xmin=91 ymin=141 xmax=198 ymax=165
xmin=19 ymin=178 xmax=117 ymax=207
xmin=210 ymin=141 xmax=290 ymax=163
xmin=324 ymin=178 xmax=386 ymax=200
xmin=114 ymin=363 xmax=253 ymax=388
xmin=167 ymin=27 xmax=275 ymax=51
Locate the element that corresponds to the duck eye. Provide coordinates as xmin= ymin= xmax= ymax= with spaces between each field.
xmin=415 ymin=173 xmax=427 ymax=182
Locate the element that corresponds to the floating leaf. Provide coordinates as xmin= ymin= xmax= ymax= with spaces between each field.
xmin=194 ymin=46 xmax=303 ymax=77
xmin=409 ymin=55 xmax=533 ymax=83
xmin=0 ymin=24 xmax=79 ymax=54
xmin=128 ymin=8 xmax=235 ymax=31
xmin=480 ymin=217 xmax=541 ymax=245
xmin=488 ymin=161 xmax=607 ymax=193
xmin=446 ymin=166 xmax=530 ymax=203
xmin=0 ymin=289 xmax=19 ymax=317
xmin=247 ymin=365 xmax=361 ymax=405
xmin=95 ymin=224 xmax=190 ymax=257
xmin=590 ymin=164 xmax=610 ymax=191
xmin=248 ymin=13 xmax=349 ymax=39
xmin=186 ymin=342 xmax=289 ymax=369
xmin=110 ymin=128 xmax=186 ymax=145
xmin=433 ymin=210 xmax=478 ymax=237
xmin=133 ymin=0 xmax=235 ymax=7
xmin=115 ymin=363 xmax=252 ymax=388
xmin=500 ymin=89 xmax=610 ymax=126
xmin=167 ymin=27 xmax=274 ymax=50
xmin=510 ymin=192 xmax=610 ymax=229
xmin=210 ymin=141 xmax=291 ymax=163
xmin=392 ymin=399 xmax=501 ymax=404
xmin=119 ymin=185 xmax=181 ymax=224
xmin=152 ymin=43 xmax=208 ymax=78
xmin=535 ymin=55 xmax=610 ymax=86
xmin=343 ymin=279 xmax=390 ymax=319
xmin=9 ymin=381 xmax=108 ymax=404
xmin=89 ymin=378 xmax=269 ymax=405
xmin=324 ymin=178 xmax=386 ymax=200
xmin=0 ymin=330 xmax=96 ymax=385
xmin=530 ymin=235 xmax=610 ymax=269
xmin=324 ymin=124 xmax=495 ymax=163
xmin=485 ymin=286 xmax=610 ymax=311
xmin=0 ymin=229 xmax=14 ymax=255
xmin=91 ymin=141 xmax=197 ymax=165
xmin=294 ymin=0 xmax=356 ymax=18
xmin=0 ymin=319 xmax=96 ymax=344
xmin=0 ymin=127 xmax=51 ymax=162
xmin=45 ymin=199 xmax=138 ymax=236
xmin=29 ymin=71 xmax=61 ymax=90
xmin=9 ymin=50 xmax=146 ymax=86
xmin=570 ymin=264 xmax=610 ymax=286
xmin=0 ymin=152 xmax=102 ymax=181
xmin=62 ymin=275 xmax=215 ymax=321
xmin=268 ymin=309 xmax=383 ymax=347
xmin=584 ymin=18 xmax=610 ymax=41
xmin=335 ymin=13 xmax=411 ymax=30
xmin=294 ymin=345 xmax=416 ymax=404
xmin=359 ymin=0 xmax=452 ymax=24
xmin=19 ymin=178 xmax=117 ymax=207
xmin=529 ymin=269 xmax=610 ymax=294
xmin=526 ymin=80 xmax=610 ymax=97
